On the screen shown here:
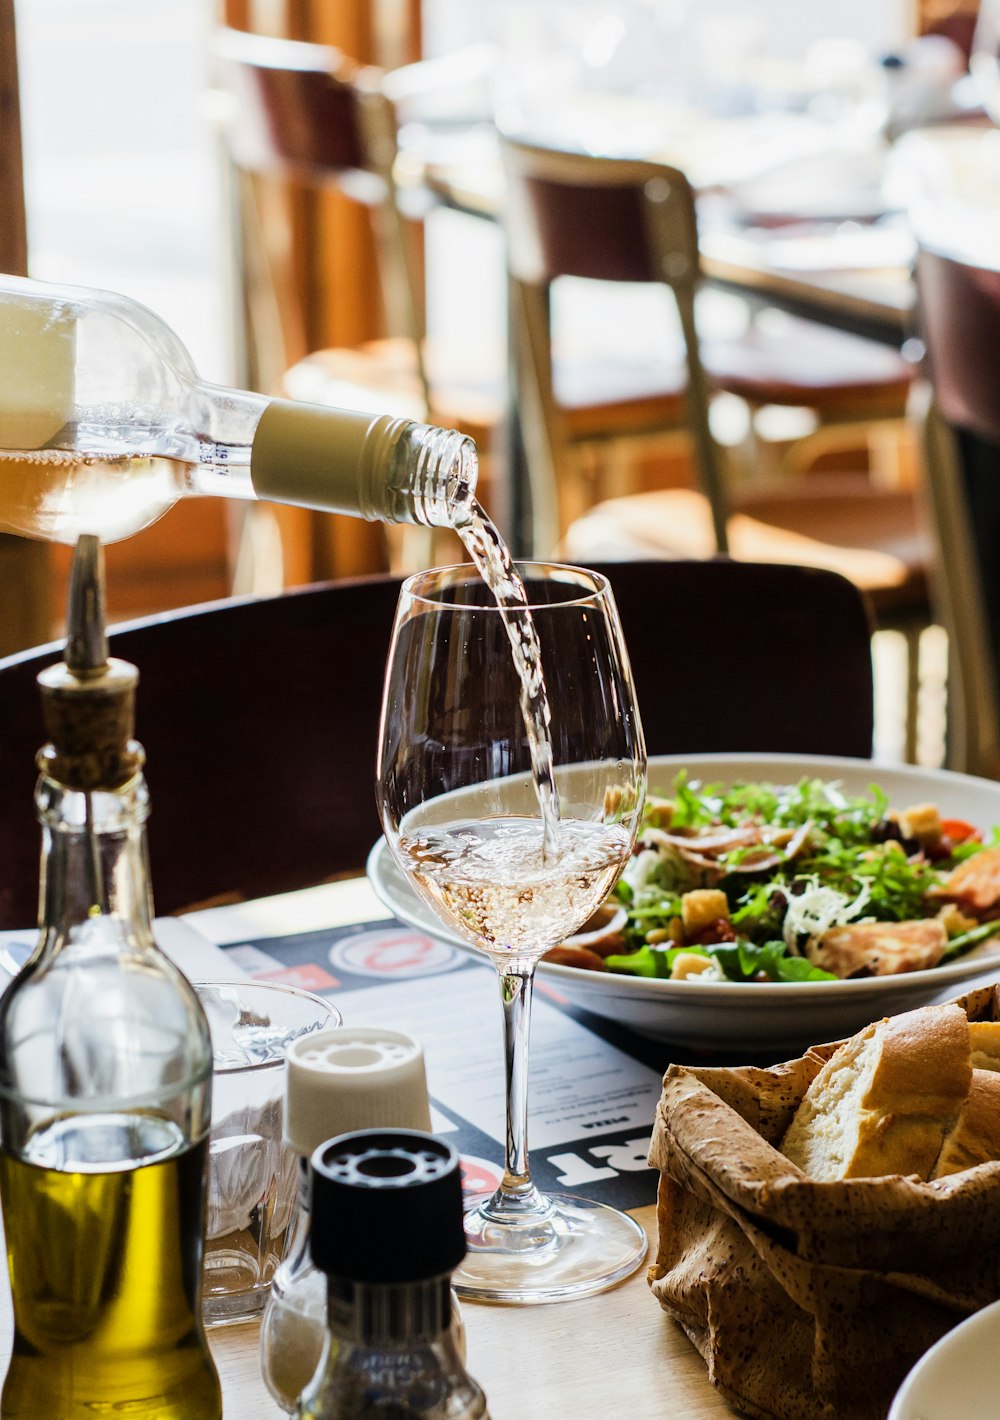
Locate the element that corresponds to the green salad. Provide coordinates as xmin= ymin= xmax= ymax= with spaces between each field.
xmin=548 ymin=775 xmax=1000 ymax=984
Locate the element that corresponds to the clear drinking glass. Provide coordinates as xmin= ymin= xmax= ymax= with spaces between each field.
xmin=376 ymin=561 xmax=647 ymax=1303
xmin=195 ymin=981 xmax=342 ymax=1326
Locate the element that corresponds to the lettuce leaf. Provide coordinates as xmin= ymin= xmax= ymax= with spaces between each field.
xmin=602 ymin=938 xmax=836 ymax=983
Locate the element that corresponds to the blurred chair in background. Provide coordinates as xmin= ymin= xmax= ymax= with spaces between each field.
xmin=913 ymin=239 xmax=1000 ymax=779
xmin=501 ymin=136 xmax=920 ymax=560
xmin=213 ymin=25 xmax=504 ymax=585
xmin=703 ymin=308 xmax=914 ymax=484
xmin=0 ymin=0 xmax=52 ymax=656
xmin=0 ymin=558 xmax=872 ymax=929
xmin=500 ymin=137 xmax=931 ymax=759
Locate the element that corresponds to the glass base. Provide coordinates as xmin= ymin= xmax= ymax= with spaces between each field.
xmin=454 ymin=1192 xmax=648 ymax=1304
xmin=202 ymin=1247 xmax=268 ymax=1327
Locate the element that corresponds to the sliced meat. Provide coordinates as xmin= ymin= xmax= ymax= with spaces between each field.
xmin=933 ymin=845 xmax=1000 ymax=919
xmin=542 ymin=944 xmax=606 ymax=971
xmin=807 ymin=919 xmax=948 ymax=978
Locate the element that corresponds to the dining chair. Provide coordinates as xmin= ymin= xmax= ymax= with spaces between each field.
xmin=0 ymin=559 xmax=873 ymax=930
xmin=500 ymin=136 xmax=931 ymax=758
xmin=500 ymin=135 xmax=919 ymax=559
xmin=0 ymin=0 xmax=52 ymax=656
xmin=912 ymin=238 xmax=1000 ymax=779
xmin=212 ymin=25 xmax=503 ymax=580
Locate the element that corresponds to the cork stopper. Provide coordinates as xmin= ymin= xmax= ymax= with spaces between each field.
xmin=36 ymin=535 xmax=144 ymax=791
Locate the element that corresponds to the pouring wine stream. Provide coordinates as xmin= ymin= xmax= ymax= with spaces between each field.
xmin=454 ymin=499 xmax=561 ymax=855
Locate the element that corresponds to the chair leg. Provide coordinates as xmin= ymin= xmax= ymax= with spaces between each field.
xmin=903 ymin=620 xmax=922 ymax=766
xmin=230 ymin=505 xmax=286 ymax=597
xmin=0 ymin=536 xmax=52 ymax=655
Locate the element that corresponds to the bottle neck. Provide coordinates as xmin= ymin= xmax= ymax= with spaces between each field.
xmin=35 ymin=772 xmax=156 ymax=957
xmin=326 ymin=1274 xmax=454 ymax=1347
xmin=245 ymin=399 xmax=479 ymax=529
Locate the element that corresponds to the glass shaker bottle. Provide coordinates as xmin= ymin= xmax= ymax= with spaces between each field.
xmin=297 ymin=1130 xmax=489 ymax=1420
xmin=261 ymin=1025 xmax=463 ymax=1410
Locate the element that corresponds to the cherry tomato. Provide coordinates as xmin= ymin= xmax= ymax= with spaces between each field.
xmin=939 ymin=818 xmax=982 ymax=845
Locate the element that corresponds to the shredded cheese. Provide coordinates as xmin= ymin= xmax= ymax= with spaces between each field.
xmin=626 ymin=848 xmax=666 ymax=891
xmin=781 ymin=878 xmax=872 ymax=950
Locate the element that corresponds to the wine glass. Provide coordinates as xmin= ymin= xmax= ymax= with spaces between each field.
xmin=376 ymin=561 xmax=647 ymax=1303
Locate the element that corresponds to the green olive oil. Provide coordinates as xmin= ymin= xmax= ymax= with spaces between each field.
xmin=0 ymin=1117 xmax=220 ymax=1420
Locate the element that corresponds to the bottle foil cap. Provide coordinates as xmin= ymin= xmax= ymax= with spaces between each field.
xmin=284 ymin=1025 xmax=432 ymax=1157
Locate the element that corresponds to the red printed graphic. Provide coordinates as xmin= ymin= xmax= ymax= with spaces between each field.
xmin=330 ymin=927 xmax=463 ymax=980
xmin=459 ymin=1154 xmax=503 ymax=1200
xmin=257 ymin=964 xmax=340 ymax=991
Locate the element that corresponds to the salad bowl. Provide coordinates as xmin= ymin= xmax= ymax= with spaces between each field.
xmin=367 ymin=754 xmax=1000 ymax=1051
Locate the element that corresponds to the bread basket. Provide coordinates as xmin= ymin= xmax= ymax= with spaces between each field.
xmin=647 ymin=985 xmax=1000 ymax=1420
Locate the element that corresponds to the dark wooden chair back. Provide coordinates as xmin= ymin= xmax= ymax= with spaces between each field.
xmin=213 ymin=25 xmax=423 ymax=403
xmin=599 ymin=558 xmax=874 ymax=761
xmin=0 ymin=561 xmax=872 ymax=930
xmin=0 ymin=574 xmax=405 ymax=929
xmin=503 ymin=147 xmax=699 ymax=289
xmin=214 ymin=26 xmax=384 ymax=197
xmin=916 ymin=245 xmax=1000 ymax=441
xmin=914 ymin=241 xmax=1000 ymax=776
xmin=500 ymin=136 xmax=728 ymax=554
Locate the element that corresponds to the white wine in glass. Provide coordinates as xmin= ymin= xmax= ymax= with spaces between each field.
xmin=377 ymin=561 xmax=647 ymax=1304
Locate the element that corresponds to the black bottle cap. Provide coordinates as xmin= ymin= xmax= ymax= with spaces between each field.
xmin=309 ymin=1129 xmax=466 ymax=1283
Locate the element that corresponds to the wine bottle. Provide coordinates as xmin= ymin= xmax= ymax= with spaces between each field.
xmin=0 ymin=536 xmax=222 ymax=1420
xmin=0 ymin=274 xmax=478 ymax=545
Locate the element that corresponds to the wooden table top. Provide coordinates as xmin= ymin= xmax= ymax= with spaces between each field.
xmin=205 ymin=1204 xmax=736 ymax=1419
xmin=186 ymin=879 xmax=737 ymax=1417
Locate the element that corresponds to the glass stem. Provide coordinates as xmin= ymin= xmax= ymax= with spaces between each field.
xmin=485 ymin=959 xmax=547 ymax=1220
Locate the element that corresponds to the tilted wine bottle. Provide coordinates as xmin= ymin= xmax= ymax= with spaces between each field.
xmin=0 ymin=274 xmax=478 ymax=545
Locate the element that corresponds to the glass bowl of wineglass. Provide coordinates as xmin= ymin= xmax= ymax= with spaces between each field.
xmin=376 ymin=560 xmax=647 ymax=1303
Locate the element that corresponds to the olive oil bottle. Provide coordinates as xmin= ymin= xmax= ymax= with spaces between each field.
xmin=0 ymin=536 xmax=221 ymax=1419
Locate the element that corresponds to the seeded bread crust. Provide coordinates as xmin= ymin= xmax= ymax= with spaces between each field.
xmin=780 ymin=1004 xmax=972 ymax=1180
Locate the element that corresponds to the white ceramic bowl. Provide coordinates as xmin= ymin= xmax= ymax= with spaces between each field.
xmin=368 ymin=754 xmax=1000 ymax=1051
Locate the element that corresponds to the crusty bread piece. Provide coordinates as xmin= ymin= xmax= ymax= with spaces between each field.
xmin=931 ymin=1069 xmax=1000 ymax=1178
xmin=968 ymin=1020 xmax=1000 ymax=1072
xmin=780 ymin=1004 xmax=972 ymax=1181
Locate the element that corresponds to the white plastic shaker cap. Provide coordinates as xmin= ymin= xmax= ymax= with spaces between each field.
xmin=283 ymin=1025 xmax=432 ymax=1157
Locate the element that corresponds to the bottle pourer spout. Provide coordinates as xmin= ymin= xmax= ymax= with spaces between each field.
xmin=35 ymin=534 xmax=143 ymax=791
xmin=65 ymin=534 xmax=109 ymax=678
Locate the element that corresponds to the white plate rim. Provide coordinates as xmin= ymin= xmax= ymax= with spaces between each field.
xmin=888 ymin=1298 xmax=1000 ymax=1420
